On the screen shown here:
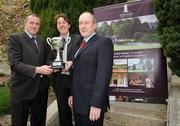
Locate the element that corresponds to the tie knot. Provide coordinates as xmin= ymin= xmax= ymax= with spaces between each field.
xmin=79 ymin=39 xmax=86 ymax=49
xmin=31 ymin=37 xmax=36 ymax=41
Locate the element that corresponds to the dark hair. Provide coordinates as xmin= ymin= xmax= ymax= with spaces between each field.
xmin=25 ymin=13 xmax=40 ymax=22
xmin=54 ymin=13 xmax=70 ymax=25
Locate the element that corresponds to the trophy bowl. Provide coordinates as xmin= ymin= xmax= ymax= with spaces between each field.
xmin=47 ymin=37 xmax=65 ymax=69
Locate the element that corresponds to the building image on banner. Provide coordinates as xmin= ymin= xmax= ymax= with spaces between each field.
xmin=93 ymin=0 xmax=168 ymax=103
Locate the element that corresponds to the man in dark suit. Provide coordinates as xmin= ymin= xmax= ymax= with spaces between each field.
xmin=50 ymin=13 xmax=81 ymax=126
xmin=68 ymin=12 xmax=114 ymax=126
xmin=7 ymin=14 xmax=53 ymax=126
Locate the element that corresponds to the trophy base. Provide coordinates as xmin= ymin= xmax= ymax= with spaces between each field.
xmin=51 ymin=61 xmax=64 ymax=69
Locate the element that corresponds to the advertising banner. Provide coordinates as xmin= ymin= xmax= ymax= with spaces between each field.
xmin=93 ymin=0 xmax=168 ymax=103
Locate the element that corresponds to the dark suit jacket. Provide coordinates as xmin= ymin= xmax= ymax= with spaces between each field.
xmin=73 ymin=34 xmax=114 ymax=115
xmin=66 ymin=34 xmax=81 ymax=69
xmin=7 ymin=32 xmax=49 ymax=102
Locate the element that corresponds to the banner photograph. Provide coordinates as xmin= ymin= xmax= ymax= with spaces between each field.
xmin=93 ymin=0 xmax=168 ymax=103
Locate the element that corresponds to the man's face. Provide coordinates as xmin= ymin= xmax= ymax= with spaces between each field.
xmin=57 ymin=17 xmax=70 ymax=36
xmin=79 ymin=13 xmax=96 ymax=38
xmin=25 ymin=15 xmax=40 ymax=36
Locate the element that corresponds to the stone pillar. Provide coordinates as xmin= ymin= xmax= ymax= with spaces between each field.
xmin=167 ymin=75 xmax=180 ymax=126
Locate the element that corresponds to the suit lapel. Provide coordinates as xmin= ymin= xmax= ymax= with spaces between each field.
xmin=23 ymin=32 xmax=40 ymax=54
xmin=23 ymin=32 xmax=32 ymax=43
xmin=23 ymin=32 xmax=43 ymax=64
xmin=67 ymin=34 xmax=73 ymax=57
xmin=35 ymin=37 xmax=44 ymax=62
xmin=76 ymin=34 xmax=97 ymax=58
xmin=35 ymin=37 xmax=41 ymax=54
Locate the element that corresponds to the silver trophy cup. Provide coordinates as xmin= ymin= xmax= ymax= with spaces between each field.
xmin=47 ymin=37 xmax=71 ymax=68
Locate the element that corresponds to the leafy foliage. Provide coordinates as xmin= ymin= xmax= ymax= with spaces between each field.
xmin=155 ymin=0 xmax=180 ymax=76
xmin=0 ymin=0 xmax=31 ymax=64
xmin=0 ymin=1 xmax=31 ymax=44
xmin=30 ymin=0 xmax=127 ymax=38
xmin=0 ymin=87 xmax=10 ymax=116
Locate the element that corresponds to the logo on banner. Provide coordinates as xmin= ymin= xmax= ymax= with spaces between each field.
xmin=123 ymin=4 xmax=129 ymax=13
xmin=120 ymin=4 xmax=133 ymax=18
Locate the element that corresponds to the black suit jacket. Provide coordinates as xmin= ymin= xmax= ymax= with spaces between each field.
xmin=7 ymin=32 xmax=49 ymax=102
xmin=73 ymin=34 xmax=113 ymax=115
xmin=67 ymin=34 xmax=81 ymax=62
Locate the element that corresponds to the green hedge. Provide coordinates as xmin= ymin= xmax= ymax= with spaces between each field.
xmin=155 ymin=0 xmax=180 ymax=76
xmin=30 ymin=0 xmax=127 ymax=38
xmin=0 ymin=87 xmax=10 ymax=116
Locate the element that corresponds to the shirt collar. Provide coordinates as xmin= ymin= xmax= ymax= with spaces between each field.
xmin=60 ymin=32 xmax=70 ymax=38
xmin=84 ymin=32 xmax=96 ymax=43
xmin=25 ymin=30 xmax=36 ymax=39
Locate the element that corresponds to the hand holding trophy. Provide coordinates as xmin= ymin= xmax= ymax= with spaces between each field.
xmin=46 ymin=37 xmax=71 ymax=69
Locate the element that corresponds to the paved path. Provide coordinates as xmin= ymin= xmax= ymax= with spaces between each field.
xmin=0 ymin=64 xmax=10 ymax=75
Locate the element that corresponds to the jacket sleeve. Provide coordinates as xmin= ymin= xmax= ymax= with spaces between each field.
xmin=7 ymin=34 xmax=36 ymax=78
xmin=89 ymin=38 xmax=114 ymax=108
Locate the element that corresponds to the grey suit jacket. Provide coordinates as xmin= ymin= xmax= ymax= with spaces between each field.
xmin=73 ymin=34 xmax=114 ymax=115
xmin=7 ymin=32 xmax=49 ymax=102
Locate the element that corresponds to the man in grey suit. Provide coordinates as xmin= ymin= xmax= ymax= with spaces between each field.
xmin=68 ymin=12 xmax=114 ymax=126
xmin=7 ymin=14 xmax=53 ymax=126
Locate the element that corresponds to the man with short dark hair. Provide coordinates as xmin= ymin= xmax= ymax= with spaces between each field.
xmin=7 ymin=13 xmax=53 ymax=126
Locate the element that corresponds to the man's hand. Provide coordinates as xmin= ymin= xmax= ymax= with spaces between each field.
xmin=68 ymin=96 xmax=73 ymax=108
xmin=35 ymin=65 xmax=53 ymax=75
xmin=62 ymin=61 xmax=73 ymax=72
xmin=52 ymin=69 xmax=60 ymax=73
xmin=89 ymin=106 xmax=101 ymax=121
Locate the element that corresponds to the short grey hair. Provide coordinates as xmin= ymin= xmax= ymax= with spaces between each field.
xmin=80 ymin=11 xmax=96 ymax=24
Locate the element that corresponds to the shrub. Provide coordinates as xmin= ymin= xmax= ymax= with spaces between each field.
xmin=30 ymin=0 xmax=127 ymax=38
xmin=2 ymin=79 xmax=10 ymax=87
xmin=0 ymin=87 xmax=10 ymax=116
xmin=155 ymin=0 xmax=180 ymax=76
xmin=0 ymin=0 xmax=31 ymax=65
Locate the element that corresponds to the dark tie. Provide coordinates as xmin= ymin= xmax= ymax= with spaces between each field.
xmin=79 ymin=39 xmax=86 ymax=49
xmin=74 ymin=39 xmax=86 ymax=58
xmin=31 ymin=37 xmax=39 ymax=52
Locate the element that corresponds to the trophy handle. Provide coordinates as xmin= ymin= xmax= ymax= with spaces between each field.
xmin=61 ymin=37 xmax=71 ymax=50
xmin=66 ymin=37 xmax=71 ymax=43
xmin=46 ymin=37 xmax=53 ymax=50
